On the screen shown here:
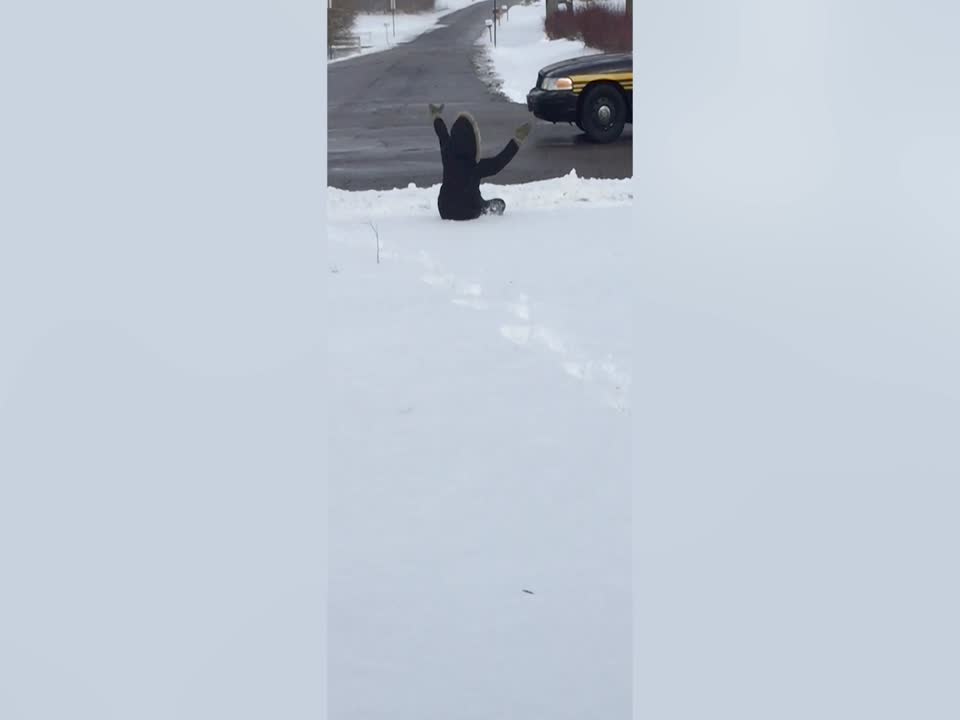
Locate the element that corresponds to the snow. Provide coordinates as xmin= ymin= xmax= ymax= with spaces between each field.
xmin=329 ymin=169 xmax=633 ymax=216
xmin=328 ymin=173 xmax=632 ymax=719
xmin=635 ymin=1 xmax=960 ymax=718
xmin=2 ymin=1 xmax=325 ymax=717
xmin=331 ymin=0 xmax=479 ymax=63
xmin=476 ymin=0 xmax=602 ymax=103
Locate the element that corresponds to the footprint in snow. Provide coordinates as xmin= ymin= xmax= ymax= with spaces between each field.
xmin=421 ymin=272 xmax=454 ymax=289
xmin=562 ymin=361 xmax=586 ymax=380
xmin=533 ymin=326 xmax=567 ymax=354
xmin=452 ymin=297 xmax=489 ymax=310
xmin=500 ymin=325 xmax=532 ymax=345
xmin=508 ymin=294 xmax=530 ymax=321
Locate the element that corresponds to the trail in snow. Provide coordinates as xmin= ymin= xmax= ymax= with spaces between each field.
xmin=415 ymin=247 xmax=630 ymax=411
xmin=328 ymin=174 xmax=633 ymax=412
xmin=328 ymin=174 xmax=632 ymax=720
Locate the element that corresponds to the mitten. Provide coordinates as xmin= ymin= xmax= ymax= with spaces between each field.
xmin=514 ymin=122 xmax=532 ymax=144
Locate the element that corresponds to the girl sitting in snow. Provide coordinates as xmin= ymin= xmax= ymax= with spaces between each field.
xmin=429 ymin=103 xmax=531 ymax=221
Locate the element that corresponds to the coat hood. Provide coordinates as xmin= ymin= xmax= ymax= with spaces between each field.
xmin=450 ymin=112 xmax=481 ymax=163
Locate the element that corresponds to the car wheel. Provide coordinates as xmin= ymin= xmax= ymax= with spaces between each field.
xmin=579 ymin=84 xmax=626 ymax=143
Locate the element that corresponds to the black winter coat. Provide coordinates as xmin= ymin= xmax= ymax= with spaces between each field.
xmin=434 ymin=113 xmax=519 ymax=221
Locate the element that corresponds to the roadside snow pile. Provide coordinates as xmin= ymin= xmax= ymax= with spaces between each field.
xmin=328 ymin=170 xmax=632 ymax=218
xmin=331 ymin=0 xmax=478 ymax=63
xmin=476 ymin=0 xmax=601 ymax=103
xmin=329 ymin=173 xmax=631 ymax=718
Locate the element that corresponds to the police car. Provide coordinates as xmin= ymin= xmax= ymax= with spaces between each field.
xmin=526 ymin=52 xmax=632 ymax=143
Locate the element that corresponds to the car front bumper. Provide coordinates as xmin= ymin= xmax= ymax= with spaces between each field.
xmin=526 ymin=88 xmax=578 ymax=123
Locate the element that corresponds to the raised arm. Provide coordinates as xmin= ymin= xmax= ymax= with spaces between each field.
xmin=476 ymin=123 xmax=530 ymax=178
xmin=429 ymin=104 xmax=448 ymax=148
xmin=433 ymin=117 xmax=450 ymax=147
xmin=476 ymin=139 xmax=519 ymax=178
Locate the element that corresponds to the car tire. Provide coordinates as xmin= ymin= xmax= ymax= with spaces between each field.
xmin=579 ymin=84 xmax=626 ymax=143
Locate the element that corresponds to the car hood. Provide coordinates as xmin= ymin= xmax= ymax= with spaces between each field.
xmin=539 ymin=52 xmax=632 ymax=78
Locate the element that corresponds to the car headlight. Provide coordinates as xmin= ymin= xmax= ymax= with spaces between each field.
xmin=541 ymin=77 xmax=573 ymax=91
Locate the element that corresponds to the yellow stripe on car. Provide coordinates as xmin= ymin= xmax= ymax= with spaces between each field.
xmin=570 ymin=72 xmax=633 ymax=83
xmin=569 ymin=72 xmax=633 ymax=94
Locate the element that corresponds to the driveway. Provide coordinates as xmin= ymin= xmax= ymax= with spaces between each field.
xmin=327 ymin=1 xmax=632 ymax=190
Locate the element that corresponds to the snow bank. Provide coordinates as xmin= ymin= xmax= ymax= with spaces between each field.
xmin=476 ymin=0 xmax=601 ymax=103
xmin=328 ymin=170 xmax=632 ymax=219
xmin=329 ymin=174 xmax=632 ymax=718
xmin=331 ymin=0 xmax=478 ymax=63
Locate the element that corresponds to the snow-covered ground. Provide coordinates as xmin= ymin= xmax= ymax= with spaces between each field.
xmin=476 ymin=0 xmax=602 ymax=103
xmin=328 ymin=174 xmax=632 ymax=719
xmin=635 ymin=3 xmax=960 ymax=718
xmin=331 ymin=0 xmax=479 ymax=63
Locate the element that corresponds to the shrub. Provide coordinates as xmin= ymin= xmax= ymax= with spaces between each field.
xmin=328 ymin=5 xmax=357 ymax=49
xmin=544 ymin=3 xmax=631 ymax=53
xmin=544 ymin=7 xmax=579 ymax=41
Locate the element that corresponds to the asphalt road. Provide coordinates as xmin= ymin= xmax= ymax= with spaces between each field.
xmin=327 ymin=0 xmax=632 ymax=190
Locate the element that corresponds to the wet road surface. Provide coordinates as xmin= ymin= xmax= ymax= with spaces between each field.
xmin=327 ymin=1 xmax=632 ymax=190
